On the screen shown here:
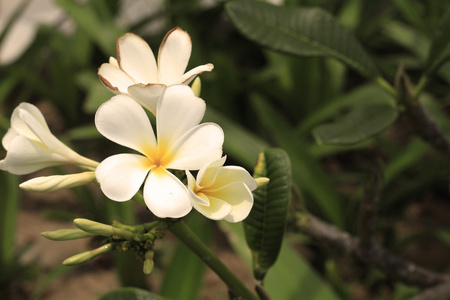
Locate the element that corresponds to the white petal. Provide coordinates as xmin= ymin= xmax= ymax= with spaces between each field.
xmin=1 ymin=135 xmax=68 ymax=175
xmin=10 ymin=103 xmax=48 ymax=140
xmin=98 ymin=63 xmax=135 ymax=93
xmin=117 ymin=33 xmax=158 ymax=84
xmin=214 ymin=166 xmax=257 ymax=191
xmin=158 ymin=27 xmax=192 ymax=85
xmin=192 ymin=196 xmax=232 ymax=221
xmin=96 ymin=153 xmax=150 ymax=201
xmin=2 ymin=127 xmax=18 ymax=150
xmin=95 ymin=95 xmax=157 ymax=157
xmin=181 ymin=63 xmax=214 ymax=85
xmin=18 ymin=109 xmax=82 ymax=163
xmin=166 ymin=123 xmax=223 ymax=170
xmin=143 ymin=168 xmax=192 ymax=218
xmin=197 ymin=156 xmax=226 ymax=188
xmin=127 ymin=83 xmax=166 ymax=115
xmin=156 ymin=85 xmax=206 ymax=149
xmin=210 ymin=182 xmax=254 ymax=223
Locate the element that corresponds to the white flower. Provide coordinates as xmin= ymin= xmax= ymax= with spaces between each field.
xmin=19 ymin=172 xmax=96 ymax=192
xmin=186 ymin=156 xmax=257 ymax=223
xmin=98 ymin=27 xmax=214 ymax=114
xmin=94 ymin=85 xmax=224 ymax=218
xmin=0 ymin=103 xmax=98 ymax=175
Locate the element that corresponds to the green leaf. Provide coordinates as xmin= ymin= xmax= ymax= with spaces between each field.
xmin=159 ymin=212 xmax=211 ymax=300
xmin=312 ymin=103 xmax=399 ymax=145
xmin=250 ymin=93 xmax=344 ymax=227
xmin=99 ymin=287 xmax=169 ymax=300
xmin=0 ymin=172 xmax=19 ymax=267
xmin=221 ymin=222 xmax=341 ymax=300
xmin=225 ymin=0 xmax=379 ymax=78
xmin=244 ymin=148 xmax=291 ymax=281
xmin=425 ymin=9 xmax=450 ymax=75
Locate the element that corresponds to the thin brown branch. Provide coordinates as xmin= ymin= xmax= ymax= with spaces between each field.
xmin=295 ymin=213 xmax=450 ymax=288
xmin=409 ymin=283 xmax=450 ymax=300
xmin=396 ymin=65 xmax=450 ymax=155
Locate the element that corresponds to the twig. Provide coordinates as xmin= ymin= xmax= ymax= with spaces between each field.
xmin=396 ymin=65 xmax=450 ymax=155
xmin=295 ymin=213 xmax=450 ymax=288
xmin=408 ymin=283 xmax=450 ymax=300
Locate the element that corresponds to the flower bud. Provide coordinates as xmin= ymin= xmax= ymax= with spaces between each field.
xmin=41 ymin=229 xmax=96 ymax=241
xmin=191 ymin=77 xmax=201 ymax=97
xmin=63 ymin=243 xmax=114 ymax=266
xmin=19 ymin=172 xmax=96 ymax=192
xmin=254 ymin=177 xmax=270 ymax=191
xmin=74 ymin=218 xmax=135 ymax=240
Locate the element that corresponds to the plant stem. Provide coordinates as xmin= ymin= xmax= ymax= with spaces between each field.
xmin=169 ymin=220 xmax=259 ymax=300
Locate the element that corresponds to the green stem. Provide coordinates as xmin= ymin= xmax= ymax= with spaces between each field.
xmin=169 ymin=220 xmax=259 ymax=300
xmin=376 ymin=77 xmax=397 ymax=98
xmin=413 ymin=74 xmax=428 ymax=99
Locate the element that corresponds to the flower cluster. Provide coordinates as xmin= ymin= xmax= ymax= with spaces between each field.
xmin=0 ymin=28 xmax=256 ymax=222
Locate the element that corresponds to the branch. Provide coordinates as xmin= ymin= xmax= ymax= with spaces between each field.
xmin=396 ymin=65 xmax=450 ymax=155
xmin=409 ymin=284 xmax=450 ymax=300
xmin=295 ymin=213 xmax=450 ymax=288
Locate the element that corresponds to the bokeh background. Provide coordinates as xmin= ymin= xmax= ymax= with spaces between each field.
xmin=1 ymin=0 xmax=450 ymax=299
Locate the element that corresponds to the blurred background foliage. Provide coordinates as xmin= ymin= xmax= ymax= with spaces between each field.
xmin=0 ymin=0 xmax=450 ymax=299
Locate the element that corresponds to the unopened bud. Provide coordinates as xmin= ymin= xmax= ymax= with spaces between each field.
xmin=63 ymin=243 xmax=114 ymax=266
xmin=74 ymin=218 xmax=134 ymax=240
xmin=41 ymin=229 xmax=96 ymax=241
xmin=143 ymin=250 xmax=155 ymax=275
xmin=191 ymin=77 xmax=201 ymax=97
xmin=254 ymin=177 xmax=270 ymax=191
xmin=19 ymin=172 xmax=96 ymax=192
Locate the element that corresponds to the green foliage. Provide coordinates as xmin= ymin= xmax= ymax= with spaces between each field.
xmin=244 ymin=148 xmax=291 ymax=281
xmin=312 ymin=103 xmax=399 ymax=145
xmin=225 ymin=0 xmax=379 ymax=78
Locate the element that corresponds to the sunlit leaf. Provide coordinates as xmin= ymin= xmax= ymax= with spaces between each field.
xmin=244 ymin=148 xmax=291 ymax=281
xmin=226 ymin=0 xmax=379 ymax=78
xmin=312 ymin=103 xmax=399 ymax=145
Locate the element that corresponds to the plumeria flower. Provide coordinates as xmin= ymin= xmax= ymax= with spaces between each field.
xmin=98 ymin=27 xmax=214 ymax=114
xmin=94 ymin=85 xmax=224 ymax=218
xmin=0 ymin=103 xmax=98 ymax=175
xmin=186 ymin=156 xmax=257 ymax=223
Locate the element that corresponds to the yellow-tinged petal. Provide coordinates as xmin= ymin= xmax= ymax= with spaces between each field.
xmin=192 ymin=195 xmax=233 ymax=220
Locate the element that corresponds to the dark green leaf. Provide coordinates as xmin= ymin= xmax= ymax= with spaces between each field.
xmin=0 ymin=172 xmax=19 ymax=266
xmin=244 ymin=148 xmax=291 ymax=281
xmin=99 ymin=287 xmax=169 ymax=300
xmin=225 ymin=0 xmax=379 ymax=78
xmin=159 ymin=212 xmax=210 ymax=300
xmin=425 ymin=9 xmax=450 ymax=75
xmin=312 ymin=103 xmax=399 ymax=145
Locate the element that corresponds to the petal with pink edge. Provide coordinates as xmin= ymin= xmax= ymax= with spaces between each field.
xmin=98 ymin=63 xmax=135 ymax=93
xmin=158 ymin=27 xmax=192 ymax=85
xmin=117 ymin=33 xmax=158 ymax=84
